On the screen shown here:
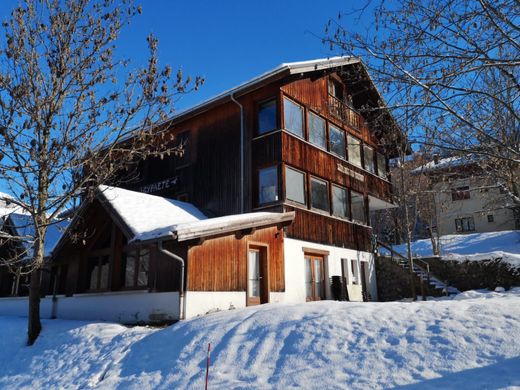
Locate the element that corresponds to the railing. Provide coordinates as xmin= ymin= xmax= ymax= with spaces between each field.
xmin=327 ymin=95 xmax=365 ymax=131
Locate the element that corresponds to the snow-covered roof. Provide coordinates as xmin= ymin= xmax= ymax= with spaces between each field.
xmin=98 ymin=185 xmax=208 ymax=243
xmin=174 ymin=211 xmax=295 ymax=242
xmin=412 ymin=155 xmax=477 ymax=174
xmin=4 ymin=212 xmax=70 ymax=258
xmin=95 ymin=185 xmax=294 ymax=244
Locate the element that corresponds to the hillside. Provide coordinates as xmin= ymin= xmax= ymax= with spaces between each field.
xmin=384 ymin=230 xmax=520 ymax=268
xmin=1 ymin=289 xmax=519 ymax=389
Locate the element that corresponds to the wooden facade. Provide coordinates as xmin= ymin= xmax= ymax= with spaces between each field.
xmin=113 ymin=66 xmax=395 ymax=254
xmin=51 ymin=197 xmax=287 ymax=297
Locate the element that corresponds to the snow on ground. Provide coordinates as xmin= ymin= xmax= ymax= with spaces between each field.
xmin=1 ymin=289 xmax=520 ymax=389
xmin=383 ymin=230 xmax=520 ymax=268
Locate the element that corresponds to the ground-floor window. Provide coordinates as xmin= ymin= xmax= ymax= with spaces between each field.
xmin=123 ymin=247 xmax=150 ymax=288
xmin=350 ymin=259 xmax=359 ymax=285
xmin=455 ymin=216 xmax=475 ymax=232
xmin=87 ymin=254 xmax=110 ymax=291
xmin=304 ymin=254 xmax=324 ymax=301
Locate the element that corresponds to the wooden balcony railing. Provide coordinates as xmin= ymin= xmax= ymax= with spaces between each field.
xmin=327 ymin=95 xmax=367 ymax=132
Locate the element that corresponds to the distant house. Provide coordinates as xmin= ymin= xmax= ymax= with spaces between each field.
xmin=413 ymin=155 xmax=520 ymax=235
xmin=0 ymin=195 xmax=68 ymax=297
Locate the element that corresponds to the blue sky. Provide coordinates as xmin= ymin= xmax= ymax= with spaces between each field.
xmin=0 ymin=1 xmax=366 ymax=195
xmin=112 ymin=0 xmax=355 ymax=110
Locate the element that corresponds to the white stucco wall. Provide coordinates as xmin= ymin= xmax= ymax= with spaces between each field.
xmin=280 ymin=238 xmax=377 ymax=303
xmin=0 ymin=296 xmax=54 ymax=319
xmin=434 ymin=177 xmax=518 ymax=235
xmin=184 ymin=291 xmax=246 ymax=319
xmin=0 ymin=291 xmax=180 ymax=324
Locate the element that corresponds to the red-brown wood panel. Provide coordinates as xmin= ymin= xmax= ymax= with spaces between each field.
xmin=186 ymin=226 xmax=285 ymax=292
xmin=284 ymin=206 xmax=372 ymax=252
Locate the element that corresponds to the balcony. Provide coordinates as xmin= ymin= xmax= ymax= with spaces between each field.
xmin=327 ymin=95 xmax=367 ymax=132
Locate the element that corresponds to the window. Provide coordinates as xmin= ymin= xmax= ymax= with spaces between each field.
xmin=258 ymin=166 xmax=278 ymax=204
xmin=452 ymin=186 xmax=470 ymax=201
xmin=377 ymin=152 xmax=387 ymax=179
xmin=332 ymin=185 xmax=349 ymax=219
xmin=308 ymin=112 xmax=326 ymax=149
xmin=87 ymin=255 xmax=110 ymax=291
xmin=329 ymin=125 xmax=346 ymax=159
xmin=283 ymin=97 xmax=304 ymax=138
xmin=347 ymin=135 xmax=362 ymax=167
xmin=305 ymin=254 xmax=325 ymax=301
xmin=329 ymin=78 xmax=344 ymax=101
xmin=310 ymin=177 xmax=329 ymax=212
xmin=487 ymin=214 xmax=494 ymax=223
xmin=285 ymin=166 xmax=306 ymax=205
xmin=123 ymin=247 xmax=150 ymax=288
xmin=350 ymin=259 xmax=359 ymax=285
xmin=258 ymin=99 xmax=277 ymax=135
xmin=455 ymin=217 xmax=475 ymax=232
xmin=351 ymin=191 xmax=366 ymax=223
xmin=363 ymin=145 xmax=375 ymax=173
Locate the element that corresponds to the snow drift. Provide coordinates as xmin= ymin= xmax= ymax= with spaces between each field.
xmin=1 ymin=289 xmax=520 ymax=389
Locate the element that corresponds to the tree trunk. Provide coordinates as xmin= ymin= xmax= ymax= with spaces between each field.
xmin=27 ymin=267 xmax=42 ymax=345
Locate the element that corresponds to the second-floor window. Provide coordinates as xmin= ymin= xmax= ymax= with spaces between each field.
xmin=283 ymin=97 xmax=304 ymax=138
xmin=377 ymin=152 xmax=388 ymax=179
xmin=310 ymin=177 xmax=329 ymax=212
xmin=258 ymin=99 xmax=277 ymax=135
xmin=347 ymin=135 xmax=362 ymax=168
xmin=351 ymin=191 xmax=366 ymax=223
xmin=329 ymin=125 xmax=346 ymax=159
xmin=308 ymin=112 xmax=327 ymax=150
xmin=332 ymin=185 xmax=349 ymax=219
xmin=285 ymin=166 xmax=306 ymax=205
xmin=258 ymin=166 xmax=278 ymax=204
xmin=363 ymin=145 xmax=375 ymax=173
xmin=452 ymin=186 xmax=470 ymax=201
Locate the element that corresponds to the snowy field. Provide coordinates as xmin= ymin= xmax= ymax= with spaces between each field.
xmin=1 ymin=289 xmax=520 ymax=389
xmin=384 ymin=230 xmax=520 ymax=268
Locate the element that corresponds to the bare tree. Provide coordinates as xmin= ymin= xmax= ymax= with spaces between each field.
xmin=325 ymin=0 xmax=520 ymax=204
xmin=0 ymin=0 xmax=203 ymax=344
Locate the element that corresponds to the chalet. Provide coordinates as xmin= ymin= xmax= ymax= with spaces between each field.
xmin=0 ymin=57 xmax=402 ymax=323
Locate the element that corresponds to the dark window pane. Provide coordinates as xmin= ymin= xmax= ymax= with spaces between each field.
xmin=308 ymin=112 xmax=326 ymax=149
xmin=332 ymin=185 xmax=349 ymax=219
xmin=311 ymin=177 xmax=329 ymax=212
xmin=99 ymin=256 xmax=110 ymax=290
xmin=258 ymin=166 xmax=278 ymax=204
xmin=125 ymin=251 xmax=137 ymax=287
xmin=283 ymin=97 xmax=303 ymax=138
xmin=285 ymin=167 xmax=306 ymax=204
xmin=351 ymin=191 xmax=366 ymax=223
xmin=258 ymin=99 xmax=277 ymax=135
xmin=138 ymin=249 xmax=149 ymax=287
xmin=329 ymin=125 xmax=346 ymax=158
xmin=87 ymin=257 xmax=99 ymax=290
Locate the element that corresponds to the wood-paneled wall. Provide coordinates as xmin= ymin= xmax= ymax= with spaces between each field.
xmin=284 ymin=206 xmax=372 ymax=252
xmin=187 ymin=226 xmax=285 ymax=292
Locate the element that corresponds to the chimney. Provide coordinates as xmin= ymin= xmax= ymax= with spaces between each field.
xmin=433 ymin=154 xmax=440 ymax=165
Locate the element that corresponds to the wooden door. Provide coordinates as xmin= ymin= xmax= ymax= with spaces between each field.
xmin=304 ymin=254 xmax=324 ymax=301
xmin=247 ymin=246 xmax=269 ymax=306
